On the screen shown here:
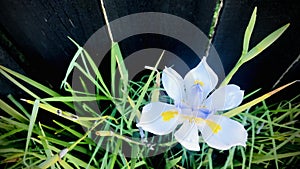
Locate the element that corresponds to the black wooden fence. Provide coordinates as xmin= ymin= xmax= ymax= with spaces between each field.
xmin=0 ymin=0 xmax=299 ymax=101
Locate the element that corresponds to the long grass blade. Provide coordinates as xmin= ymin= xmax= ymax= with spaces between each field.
xmin=7 ymin=94 xmax=31 ymax=119
xmin=21 ymin=99 xmax=92 ymax=128
xmin=59 ymin=159 xmax=73 ymax=169
xmin=0 ymin=68 xmax=39 ymax=99
xmin=241 ymin=7 xmax=257 ymax=56
xmin=82 ymin=49 xmax=111 ymax=97
xmin=40 ymin=96 xmax=109 ymax=102
xmin=38 ymin=122 xmax=55 ymax=169
xmin=38 ymin=154 xmax=60 ymax=169
xmin=0 ymin=99 xmax=28 ymax=122
xmin=0 ymin=65 xmax=59 ymax=97
xmin=252 ymin=152 xmax=300 ymax=163
xmin=61 ymin=37 xmax=83 ymax=89
xmin=224 ymin=80 xmax=298 ymax=117
xmin=23 ymin=99 xmax=40 ymax=167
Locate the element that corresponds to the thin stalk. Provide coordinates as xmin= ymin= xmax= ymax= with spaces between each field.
xmin=220 ymin=62 xmax=242 ymax=86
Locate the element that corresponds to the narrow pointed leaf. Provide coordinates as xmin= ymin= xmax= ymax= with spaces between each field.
xmin=166 ymin=156 xmax=182 ymax=169
xmin=38 ymin=154 xmax=59 ymax=169
xmin=24 ymin=99 xmax=40 ymax=166
xmin=38 ymin=122 xmax=55 ymax=169
xmin=0 ymin=65 xmax=59 ymax=97
xmin=21 ymin=99 xmax=92 ymax=128
xmin=83 ymin=49 xmax=111 ymax=97
xmin=112 ymin=42 xmax=128 ymax=90
xmin=59 ymin=160 xmax=73 ymax=169
xmin=242 ymin=7 xmax=257 ymax=56
xmin=241 ymin=23 xmax=290 ymax=63
xmin=40 ymin=96 xmax=109 ymax=102
xmin=61 ymin=37 xmax=83 ymax=89
xmin=0 ymin=99 xmax=28 ymax=122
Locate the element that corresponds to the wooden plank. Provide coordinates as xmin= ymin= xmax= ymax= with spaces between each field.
xmin=0 ymin=0 xmax=217 ymax=93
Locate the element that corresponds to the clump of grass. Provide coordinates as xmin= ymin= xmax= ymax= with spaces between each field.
xmin=0 ymin=4 xmax=299 ymax=169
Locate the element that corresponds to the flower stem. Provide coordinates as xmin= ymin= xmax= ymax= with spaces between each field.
xmin=220 ymin=62 xmax=242 ymax=86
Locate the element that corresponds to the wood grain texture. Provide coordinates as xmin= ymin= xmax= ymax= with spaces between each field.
xmin=0 ymin=0 xmax=216 ymax=95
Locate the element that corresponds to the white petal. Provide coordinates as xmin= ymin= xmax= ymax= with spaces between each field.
xmin=136 ymin=102 xmax=180 ymax=135
xmin=200 ymin=115 xmax=248 ymax=150
xmin=205 ymin=84 xmax=244 ymax=111
xmin=162 ymin=67 xmax=185 ymax=103
xmin=184 ymin=57 xmax=218 ymax=99
xmin=174 ymin=122 xmax=200 ymax=151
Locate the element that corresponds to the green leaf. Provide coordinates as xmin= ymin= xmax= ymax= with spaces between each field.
xmin=59 ymin=159 xmax=73 ymax=169
xmin=23 ymin=99 xmax=40 ymax=167
xmin=110 ymin=43 xmax=117 ymax=96
xmin=0 ymin=128 xmax=24 ymax=140
xmin=242 ymin=7 xmax=257 ymax=56
xmin=7 ymin=94 xmax=31 ymax=119
xmin=53 ymin=119 xmax=97 ymax=146
xmin=0 ymin=99 xmax=28 ymax=123
xmin=83 ymin=49 xmax=111 ymax=97
xmin=165 ymin=156 xmax=182 ymax=169
xmin=21 ymin=99 xmax=92 ymax=128
xmin=0 ymin=65 xmax=60 ymax=97
xmin=111 ymin=42 xmax=128 ymax=91
xmin=40 ymin=96 xmax=109 ymax=102
xmin=38 ymin=154 xmax=60 ymax=169
xmin=252 ymin=152 xmax=300 ymax=163
xmin=0 ymin=67 xmax=40 ymax=99
xmin=240 ymin=23 xmax=290 ymax=64
xmin=220 ymin=7 xmax=289 ymax=86
xmin=0 ymin=116 xmax=29 ymax=130
xmin=38 ymin=122 xmax=55 ymax=169
xmin=61 ymin=37 xmax=83 ymax=89
xmin=113 ymin=42 xmax=128 ymax=94
xmin=65 ymin=153 xmax=97 ymax=169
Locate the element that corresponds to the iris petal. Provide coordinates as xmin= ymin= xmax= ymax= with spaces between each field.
xmin=136 ymin=102 xmax=180 ymax=135
xmin=174 ymin=122 xmax=200 ymax=151
xmin=200 ymin=115 xmax=247 ymax=150
xmin=184 ymin=57 xmax=218 ymax=100
xmin=162 ymin=67 xmax=185 ymax=103
xmin=205 ymin=84 xmax=244 ymax=111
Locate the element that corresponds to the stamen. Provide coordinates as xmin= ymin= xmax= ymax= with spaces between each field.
xmin=194 ymin=80 xmax=205 ymax=86
xmin=161 ymin=110 xmax=178 ymax=121
xmin=205 ymin=120 xmax=222 ymax=134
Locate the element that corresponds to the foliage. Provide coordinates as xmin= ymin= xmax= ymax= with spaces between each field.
xmin=0 ymin=6 xmax=299 ymax=169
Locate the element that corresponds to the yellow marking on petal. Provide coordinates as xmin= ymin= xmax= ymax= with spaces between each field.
xmin=194 ymin=117 xmax=205 ymax=124
xmin=194 ymin=80 xmax=204 ymax=86
xmin=205 ymin=120 xmax=222 ymax=134
xmin=161 ymin=110 xmax=179 ymax=122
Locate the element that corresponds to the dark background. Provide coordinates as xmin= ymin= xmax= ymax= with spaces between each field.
xmin=0 ymin=0 xmax=299 ymax=102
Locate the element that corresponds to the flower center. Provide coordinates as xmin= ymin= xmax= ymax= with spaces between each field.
xmin=196 ymin=108 xmax=210 ymax=119
xmin=188 ymin=80 xmax=204 ymax=108
xmin=180 ymin=114 xmax=221 ymax=134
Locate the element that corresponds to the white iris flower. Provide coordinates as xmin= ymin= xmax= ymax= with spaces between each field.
xmin=137 ymin=57 xmax=248 ymax=151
